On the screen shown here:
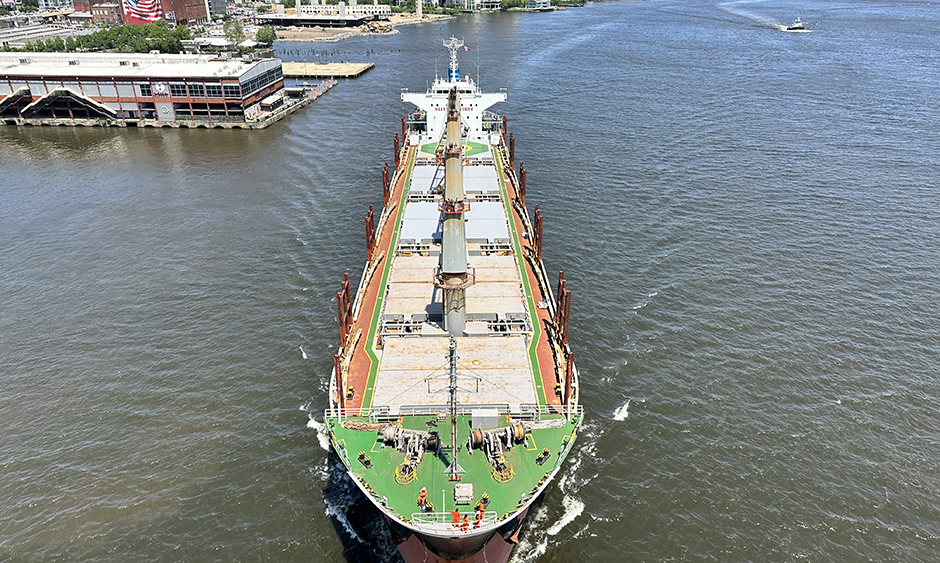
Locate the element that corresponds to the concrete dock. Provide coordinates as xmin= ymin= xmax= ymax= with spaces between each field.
xmin=282 ymin=62 xmax=374 ymax=79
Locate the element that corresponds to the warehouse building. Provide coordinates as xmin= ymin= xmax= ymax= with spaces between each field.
xmin=0 ymin=52 xmax=288 ymax=127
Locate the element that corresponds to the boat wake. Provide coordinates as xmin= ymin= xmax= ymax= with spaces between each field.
xmin=546 ymin=495 xmax=585 ymax=536
xmin=717 ymin=0 xmax=810 ymax=31
xmin=323 ymin=452 xmax=404 ymax=563
xmin=508 ymin=424 xmax=603 ymax=562
xmin=508 ymin=500 xmax=557 ymax=563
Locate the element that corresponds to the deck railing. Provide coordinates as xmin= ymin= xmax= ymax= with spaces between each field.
xmin=326 ymin=403 xmax=583 ymax=423
xmin=409 ymin=511 xmax=499 ymax=533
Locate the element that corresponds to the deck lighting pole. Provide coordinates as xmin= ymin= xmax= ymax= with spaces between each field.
xmin=444 ymin=337 xmax=465 ymax=476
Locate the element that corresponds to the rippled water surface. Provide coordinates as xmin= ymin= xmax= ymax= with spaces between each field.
xmin=2 ymin=1 xmax=940 ymax=561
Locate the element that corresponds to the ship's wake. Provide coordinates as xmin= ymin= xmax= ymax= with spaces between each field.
xmin=308 ymin=398 xmax=402 ymax=562
xmin=508 ymin=423 xmax=603 ymax=563
xmin=322 ymin=450 xmax=404 ymax=563
xmin=717 ymin=0 xmax=792 ymax=30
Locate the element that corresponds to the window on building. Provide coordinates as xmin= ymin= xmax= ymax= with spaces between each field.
xmin=223 ymin=84 xmax=241 ymax=99
xmin=139 ymin=83 xmax=152 ymax=96
xmin=205 ymin=84 xmax=223 ymax=98
xmin=169 ymin=83 xmax=187 ymax=97
xmin=240 ymin=67 xmax=284 ymax=98
xmin=188 ymin=83 xmax=205 ymax=97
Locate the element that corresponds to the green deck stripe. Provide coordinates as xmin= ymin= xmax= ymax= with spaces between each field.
xmin=493 ymin=147 xmax=548 ymax=407
xmin=360 ymin=146 xmax=547 ymax=409
xmin=361 ymin=149 xmax=417 ymax=411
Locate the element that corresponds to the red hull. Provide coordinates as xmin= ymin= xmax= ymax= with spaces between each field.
xmin=395 ymin=508 xmax=528 ymax=563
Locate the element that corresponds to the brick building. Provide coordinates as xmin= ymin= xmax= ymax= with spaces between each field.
xmin=91 ymin=2 xmax=123 ymax=25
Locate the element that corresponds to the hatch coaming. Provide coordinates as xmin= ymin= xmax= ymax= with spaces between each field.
xmin=375 ymin=135 xmax=533 ymax=345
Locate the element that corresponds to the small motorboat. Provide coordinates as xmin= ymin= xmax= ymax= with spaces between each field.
xmin=786 ymin=17 xmax=807 ymax=31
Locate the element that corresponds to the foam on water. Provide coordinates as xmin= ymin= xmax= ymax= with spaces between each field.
xmin=323 ymin=498 xmax=363 ymax=543
xmin=307 ymin=418 xmax=331 ymax=451
xmin=508 ymin=504 xmax=550 ymax=563
xmin=546 ymin=494 xmax=585 ymax=536
xmin=300 ymin=404 xmax=331 ymax=451
xmin=717 ymin=0 xmax=783 ymax=29
xmin=613 ymin=399 xmax=631 ymax=421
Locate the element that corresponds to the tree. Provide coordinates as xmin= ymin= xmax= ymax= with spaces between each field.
xmin=174 ymin=25 xmax=192 ymax=41
xmin=255 ymin=25 xmax=276 ymax=45
xmin=256 ymin=4 xmax=268 ymax=12
xmin=3 ymin=22 xmax=193 ymax=54
xmin=223 ymin=19 xmax=245 ymax=42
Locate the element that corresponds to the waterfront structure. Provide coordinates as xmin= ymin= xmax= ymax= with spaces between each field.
xmin=523 ymin=0 xmax=551 ymax=10
xmin=457 ymin=0 xmax=500 ymax=11
xmin=296 ymin=0 xmax=391 ymax=17
xmin=0 ymin=23 xmax=93 ymax=49
xmin=256 ymin=11 xmax=370 ymax=28
xmin=38 ymin=0 xmax=74 ymax=12
xmin=258 ymin=0 xmax=388 ymax=28
xmin=324 ymin=38 xmax=582 ymax=563
xmin=0 ymin=52 xmax=290 ymax=127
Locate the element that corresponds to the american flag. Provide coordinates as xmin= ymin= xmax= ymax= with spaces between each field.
xmin=123 ymin=0 xmax=163 ymax=24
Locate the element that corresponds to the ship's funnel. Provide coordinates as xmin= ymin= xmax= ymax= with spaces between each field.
xmin=437 ymin=88 xmax=472 ymax=337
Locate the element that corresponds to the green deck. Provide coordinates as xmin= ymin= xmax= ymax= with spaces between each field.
xmin=327 ymin=412 xmax=581 ymax=526
xmin=419 ymin=141 xmax=490 ymax=158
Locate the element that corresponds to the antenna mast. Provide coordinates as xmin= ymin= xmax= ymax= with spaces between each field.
xmin=443 ymin=36 xmax=464 ymax=83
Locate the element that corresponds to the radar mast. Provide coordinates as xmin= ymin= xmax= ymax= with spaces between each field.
xmin=443 ymin=36 xmax=464 ymax=83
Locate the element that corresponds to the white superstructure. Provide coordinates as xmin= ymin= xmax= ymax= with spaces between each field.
xmin=401 ymin=37 xmax=506 ymax=143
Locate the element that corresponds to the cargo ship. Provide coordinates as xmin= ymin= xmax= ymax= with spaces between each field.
xmin=324 ymin=37 xmax=582 ymax=563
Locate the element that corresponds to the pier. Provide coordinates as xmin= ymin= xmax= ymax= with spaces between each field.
xmin=281 ymin=62 xmax=374 ymax=79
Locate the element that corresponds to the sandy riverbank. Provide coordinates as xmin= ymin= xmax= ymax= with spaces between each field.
xmin=269 ymin=13 xmax=453 ymax=42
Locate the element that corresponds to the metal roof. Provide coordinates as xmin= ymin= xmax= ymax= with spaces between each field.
xmin=0 ymin=52 xmax=278 ymax=80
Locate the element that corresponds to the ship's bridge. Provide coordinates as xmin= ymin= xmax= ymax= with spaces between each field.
xmin=402 ymin=79 xmax=506 ymax=142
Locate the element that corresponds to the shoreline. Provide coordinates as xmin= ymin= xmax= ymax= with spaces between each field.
xmin=270 ymin=13 xmax=454 ymax=43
